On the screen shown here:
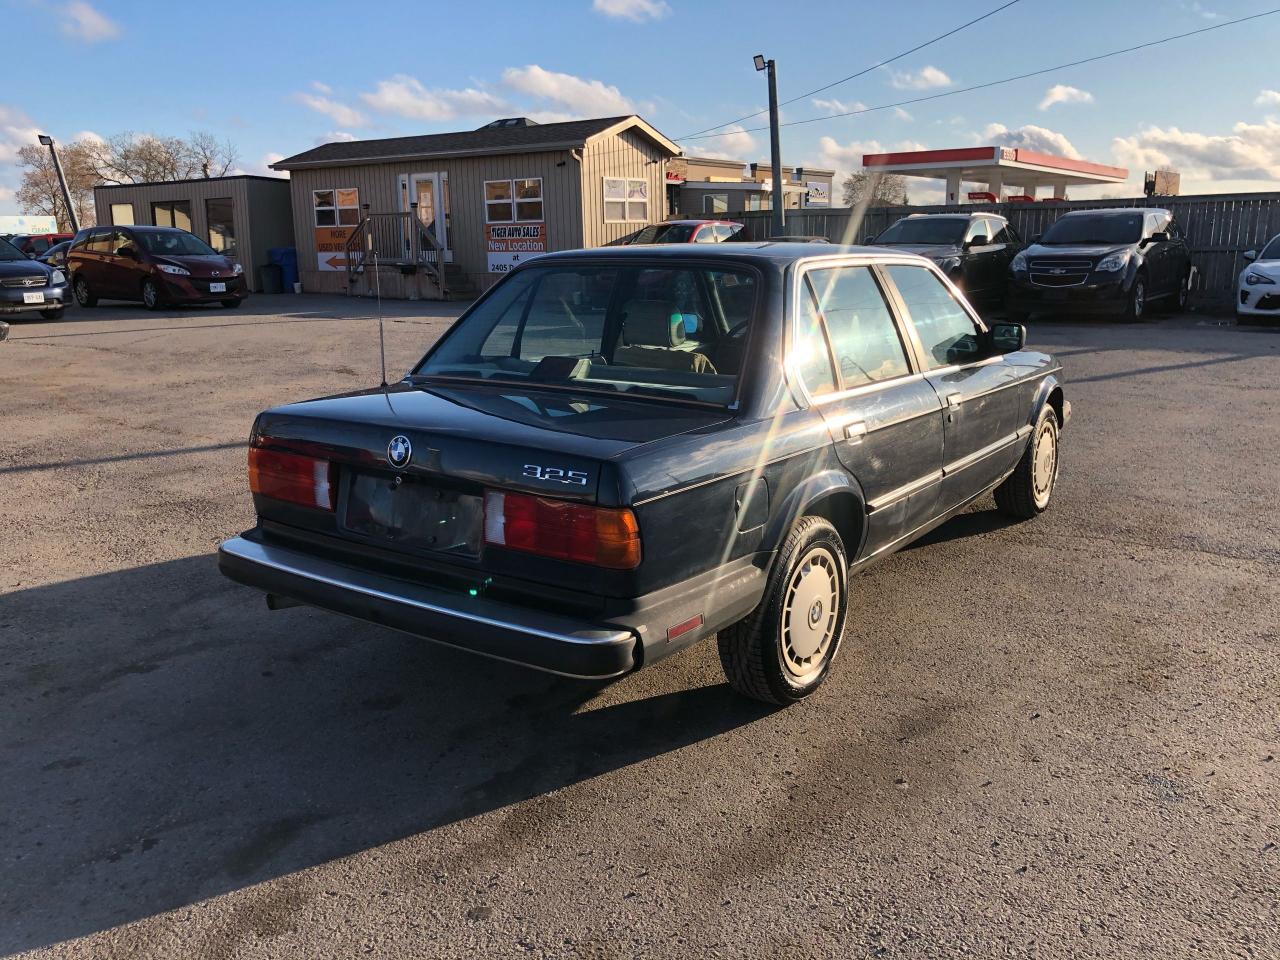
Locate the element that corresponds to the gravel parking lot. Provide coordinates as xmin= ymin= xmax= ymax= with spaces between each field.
xmin=2 ymin=296 xmax=1278 ymax=959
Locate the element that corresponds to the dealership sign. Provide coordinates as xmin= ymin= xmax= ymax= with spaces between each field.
xmin=315 ymin=226 xmax=356 ymax=271
xmin=486 ymin=223 xmax=546 ymax=273
xmin=805 ymin=182 xmax=830 ymax=207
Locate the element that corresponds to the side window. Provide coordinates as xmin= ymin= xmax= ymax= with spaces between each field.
xmin=692 ymin=226 xmax=717 ymax=243
xmin=88 ymin=229 xmax=114 ymax=253
xmin=793 ymin=281 xmax=837 ymax=396
xmin=806 ymin=266 xmax=912 ymax=388
xmin=30 ymin=237 xmax=50 ymax=254
xmin=999 ymin=220 xmax=1021 ymax=244
xmin=1167 ymin=217 xmax=1183 ymax=241
xmin=964 ymin=219 xmax=991 ymax=244
xmin=113 ymin=230 xmax=138 ymax=257
xmin=886 ymin=265 xmax=982 ymax=368
xmin=714 ymin=224 xmax=738 ymax=242
xmin=984 ymin=218 xmax=1006 ymax=243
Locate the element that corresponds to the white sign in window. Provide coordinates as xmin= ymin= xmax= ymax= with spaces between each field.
xmin=314 ymin=188 xmax=359 ymax=227
xmin=604 ymin=177 xmax=649 ymax=223
xmin=485 ymin=178 xmax=543 ymax=224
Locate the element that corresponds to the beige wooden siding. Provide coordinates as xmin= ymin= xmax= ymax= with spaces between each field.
xmin=287 ymin=149 xmax=583 ymax=296
xmin=579 ymin=128 xmax=666 ymax=247
xmin=91 ymin=177 xmax=290 ymax=292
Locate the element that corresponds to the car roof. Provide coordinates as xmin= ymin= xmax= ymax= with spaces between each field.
xmin=1059 ymin=207 xmax=1167 ymax=217
xmin=903 ymin=212 xmax=1005 ymax=221
xmin=533 ymin=242 xmax=890 ymax=265
xmin=653 ymin=219 xmax=743 ymax=226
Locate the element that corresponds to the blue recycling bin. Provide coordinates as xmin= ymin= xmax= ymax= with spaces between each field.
xmin=268 ymin=247 xmax=299 ymax=292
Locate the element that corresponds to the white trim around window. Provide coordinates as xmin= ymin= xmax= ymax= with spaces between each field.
xmin=485 ymin=178 xmax=543 ymax=224
xmin=314 ymin=187 xmax=359 ymax=227
xmin=604 ymin=177 xmax=649 ymax=223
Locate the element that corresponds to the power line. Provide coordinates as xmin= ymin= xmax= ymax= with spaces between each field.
xmin=676 ymin=0 xmax=1024 ymax=140
xmin=678 ymin=7 xmax=1280 ymax=142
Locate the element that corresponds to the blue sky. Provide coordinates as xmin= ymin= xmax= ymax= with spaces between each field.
xmin=4 ymin=0 xmax=1280 ymax=205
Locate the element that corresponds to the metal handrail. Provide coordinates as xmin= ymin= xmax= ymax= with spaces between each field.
xmin=343 ymin=213 xmax=446 ymax=298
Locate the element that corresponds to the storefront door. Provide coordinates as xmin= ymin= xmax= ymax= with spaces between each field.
xmin=398 ymin=172 xmax=452 ymax=263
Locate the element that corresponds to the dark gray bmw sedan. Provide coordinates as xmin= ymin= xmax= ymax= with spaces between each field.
xmin=220 ymin=243 xmax=1069 ymax=704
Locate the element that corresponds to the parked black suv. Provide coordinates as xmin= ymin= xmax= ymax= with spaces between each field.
xmin=1007 ymin=208 xmax=1191 ymax=321
xmin=870 ymin=212 xmax=1021 ymax=311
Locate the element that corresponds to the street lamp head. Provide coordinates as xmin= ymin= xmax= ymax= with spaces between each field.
xmin=753 ymin=54 xmax=766 ymax=72
xmin=37 ymin=134 xmax=53 ymax=146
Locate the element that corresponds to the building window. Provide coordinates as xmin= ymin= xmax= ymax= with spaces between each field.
xmin=703 ymin=193 xmax=729 ymax=215
xmin=604 ymin=177 xmax=649 ymax=223
xmin=152 ymin=200 xmax=192 ymax=231
xmin=314 ymin=188 xmax=359 ymax=227
xmin=745 ymin=194 xmax=767 ymax=212
xmin=485 ymin=179 xmax=543 ymax=223
xmin=206 ymin=197 xmax=236 ymax=258
xmin=110 ymin=203 xmax=134 ymax=225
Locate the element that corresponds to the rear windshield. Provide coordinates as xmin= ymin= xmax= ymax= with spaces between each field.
xmin=137 ymin=231 xmax=218 ymax=256
xmin=414 ymin=263 xmax=759 ymax=406
xmin=875 ymin=218 xmax=966 ymax=245
xmin=1041 ymin=213 xmax=1143 ymax=245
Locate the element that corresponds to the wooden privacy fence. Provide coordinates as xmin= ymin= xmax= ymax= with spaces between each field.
xmin=730 ymin=192 xmax=1280 ymax=311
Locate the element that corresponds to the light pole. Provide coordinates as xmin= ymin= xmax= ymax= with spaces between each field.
xmin=37 ymin=134 xmax=79 ymax=234
xmin=753 ymin=54 xmax=785 ymax=237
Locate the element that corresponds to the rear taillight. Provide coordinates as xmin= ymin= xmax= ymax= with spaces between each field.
xmin=484 ymin=490 xmax=641 ymax=569
xmin=248 ymin=446 xmax=336 ymax=510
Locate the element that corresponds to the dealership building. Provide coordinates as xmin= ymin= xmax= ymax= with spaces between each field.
xmin=271 ymin=115 xmax=681 ymax=299
xmin=667 ymin=156 xmax=834 ymax=217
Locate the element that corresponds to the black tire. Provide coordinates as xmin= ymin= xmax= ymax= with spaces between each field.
xmin=221 ymin=298 xmax=241 ymax=309
xmin=994 ymin=404 xmax=1060 ymax=519
xmin=73 ymin=275 xmax=97 ymax=307
xmin=141 ymin=278 xmax=162 ymax=311
xmin=1121 ymin=273 xmax=1147 ymax=323
xmin=717 ymin=515 xmax=849 ymax=705
xmin=40 ymin=308 xmax=64 ymax=320
xmin=1174 ymin=271 xmax=1190 ymax=313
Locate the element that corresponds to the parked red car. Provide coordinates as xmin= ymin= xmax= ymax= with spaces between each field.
xmin=6 ymin=232 xmax=75 ymax=257
xmin=66 ymin=225 xmax=247 ymax=310
xmin=608 ymin=219 xmax=745 ymax=245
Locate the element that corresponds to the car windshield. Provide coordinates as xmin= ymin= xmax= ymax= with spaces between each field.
xmin=874 ymin=218 xmax=967 ymax=245
xmin=631 ymin=223 xmax=697 ymax=244
xmin=137 ymin=231 xmax=218 ymax=256
xmin=1040 ymin=213 xmax=1143 ymax=245
xmin=1260 ymin=236 xmax=1280 ymax=260
xmin=414 ymin=263 xmax=758 ymax=406
xmin=0 ymin=238 xmax=27 ymax=261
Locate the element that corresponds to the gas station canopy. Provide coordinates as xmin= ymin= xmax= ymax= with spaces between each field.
xmin=862 ymin=146 xmax=1128 ymax=202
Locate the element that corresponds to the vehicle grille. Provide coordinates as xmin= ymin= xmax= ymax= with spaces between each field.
xmin=1029 ymin=258 xmax=1093 ymax=287
xmin=0 ymin=275 xmax=48 ymax=288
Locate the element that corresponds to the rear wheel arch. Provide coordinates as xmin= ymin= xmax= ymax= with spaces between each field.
xmin=763 ymin=470 xmax=867 ymax=566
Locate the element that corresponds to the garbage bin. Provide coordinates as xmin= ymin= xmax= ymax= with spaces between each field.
xmin=259 ymin=263 xmax=283 ymax=295
xmin=268 ymin=247 xmax=299 ymax=292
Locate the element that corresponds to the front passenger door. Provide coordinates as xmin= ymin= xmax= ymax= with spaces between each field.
xmin=960 ymin=217 xmax=999 ymax=305
xmin=884 ymin=264 xmax=1026 ymax=513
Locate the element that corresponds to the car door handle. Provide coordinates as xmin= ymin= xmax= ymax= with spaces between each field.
xmin=945 ymin=392 xmax=962 ymax=421
xmin=843 ymin=420 xmax=867 ymax=442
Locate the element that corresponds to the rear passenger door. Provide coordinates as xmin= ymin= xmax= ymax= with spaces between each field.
xmin=883 ymin=263 xmax=1026 ymax=513
xmin=795 ymin=264 xmax=944 ymax=557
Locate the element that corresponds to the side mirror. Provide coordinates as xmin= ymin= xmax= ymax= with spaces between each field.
xmin=1142 ymin=231 xmax=1168 ymax=246
xmin=1243 ymin=249 xmax=1258 ymax=262
xmin=964 ymin=234 xmax=990 ymax=249
xmin=990 ymin=322 xmax=1026 ymax=353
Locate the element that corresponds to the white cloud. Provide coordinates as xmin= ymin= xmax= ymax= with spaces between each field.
xmin=60 ymin=1 xmax=119 ymax=42
xmin=311 ymin=81 xmax=333 ymax=95
xmin=1112 ymin=120 xmax=1280 ymax=181
xmin=294 ymin=91 xmax=367 ymax=128
xmin=1039 ymin=84 xmax=1094 ymax=111
xmin=983 ymin=122 xmax=1082 ymax=159
xmin=811 ymin=97 xmax=865 ymax=116
xmin=315 ymin=131 xmax=357 ymax=146
xmin=889 ymin=65 xmax=951 ymax=90
xmin=894 ymin=107 xmax=913 ymax=122
xmin=0 ymin=104 xmax=42 ymax=165
xmin=817 ymin=135 xmax=932 ymax=172
xmin=716 ymin=124 xmax=752 ymax=156
xmin=1255 ymin=89 xmax=1280 ymax=108
xmin=360 ymin=75 xmax=507 ymax=121
xmin=1188 ymin=1 xmax=1219 ymax=19
xmin=502 ymin=65 xmax=635 ymax=117
xmin=591 ymin=0 xmax=671 ymax=21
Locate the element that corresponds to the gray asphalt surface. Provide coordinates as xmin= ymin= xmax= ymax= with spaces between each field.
xmin=1 ymin=296 xmax=1277 ymax=959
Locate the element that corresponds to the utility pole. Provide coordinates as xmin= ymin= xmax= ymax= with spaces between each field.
xmin=37 ymin=135 xmax=79 ymax=234
xmin=754 ymin=54 xmax=785 ymax=237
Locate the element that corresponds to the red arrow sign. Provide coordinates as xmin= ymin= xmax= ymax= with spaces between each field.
xmin=325 ymin=255 xmax=347 ymax=269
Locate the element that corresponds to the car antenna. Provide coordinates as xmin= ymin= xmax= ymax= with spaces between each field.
xmin=371 ymin=249 xmax=398 ymax=419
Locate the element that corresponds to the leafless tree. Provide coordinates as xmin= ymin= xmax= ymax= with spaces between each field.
xmin=841 ymin=171 xmax=910 ymax=207
xmin=15 ymin=142 xmax=98 ymax=230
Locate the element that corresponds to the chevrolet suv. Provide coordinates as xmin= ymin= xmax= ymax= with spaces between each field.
xmin=1007 ymin=208 xmax=1191 ymax=322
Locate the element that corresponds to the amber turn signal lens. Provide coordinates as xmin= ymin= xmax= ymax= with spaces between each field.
xmin=484 ymin=490 xmax=641 ymax=569
xmin=248 ymin=446 xmax=336 ymax=511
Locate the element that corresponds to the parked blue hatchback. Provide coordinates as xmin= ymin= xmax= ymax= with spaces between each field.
xmin=0 ymin=235 xmax=69 ymax=320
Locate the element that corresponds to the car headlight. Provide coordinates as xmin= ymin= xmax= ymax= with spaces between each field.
xmin=157 ymin=264 xmax=190 ymax=276
xmin=1245 ymin=271 xmax=1275 ymax=286
xmin=51 ymin=269 xmax=65 ymax=285
xmin=232 ymin=263 xmax=244 ymax=276
xmin=1095 ymin=251 xmax=1130 ymax=272
xmin=1010 ymin=251 xmax=1027 ymax=272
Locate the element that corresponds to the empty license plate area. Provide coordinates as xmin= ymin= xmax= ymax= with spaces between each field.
xmin=343 ymin=471 xmax=482 ymax=557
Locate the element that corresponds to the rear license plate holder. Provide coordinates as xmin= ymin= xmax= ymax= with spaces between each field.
xmin=343 ymin=472 xmax=482 ymax=557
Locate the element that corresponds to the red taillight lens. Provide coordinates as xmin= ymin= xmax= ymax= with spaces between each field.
xmin=248 ymin=446 xmax=336 ymax=510
xmin=484 ymin=490 xmax=641 ymax=569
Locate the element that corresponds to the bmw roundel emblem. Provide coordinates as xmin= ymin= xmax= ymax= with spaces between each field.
xmin=387 ymin=435 xmax=412 ymax=469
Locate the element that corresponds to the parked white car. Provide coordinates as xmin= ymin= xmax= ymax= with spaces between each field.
xmin=1238 ymin=234 xmax=1280 ymax=322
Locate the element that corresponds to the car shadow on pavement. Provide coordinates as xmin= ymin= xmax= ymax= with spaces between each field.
xmin=904 ymin=508 xmax=1017 ymax=551
xmin=0 ymin=555 xmax=773 ymax=953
